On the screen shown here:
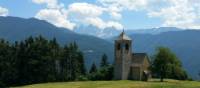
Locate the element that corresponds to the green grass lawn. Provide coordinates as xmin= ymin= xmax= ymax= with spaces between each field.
xmin=12 ymin=79 xmax=200 ymax=88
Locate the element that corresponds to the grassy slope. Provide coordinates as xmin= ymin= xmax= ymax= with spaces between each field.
xmin=12 ymin=79 xmax=200 ymax=88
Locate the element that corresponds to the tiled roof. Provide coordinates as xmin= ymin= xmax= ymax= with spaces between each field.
xmin=132 ymin=53 xmax=148 ymax=64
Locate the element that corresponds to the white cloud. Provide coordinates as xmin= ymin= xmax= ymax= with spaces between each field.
xmin=99 ymin=0 xmax=200 ymax=29
xmin=99 ymin=0 xmax=148 ymax=10
xmin=33 ymin=0 xmax=75 ymax=30
xmin=99 ymin=0 xmax=149 ymax=20
xmin=67 ymin=2 xmax=123 ymax=30
xmin=107 ymin=21 xmax=123 ymax=29
xmin=68 ymin=3 xmax=105 ymax=17
xmin=0 ymin=6 xmax=8 ymax=16
xmin=84 ymin=17 xmax=105 ymax=29
xmin=35 ymin=9 xmax=76 ymax=30
xmin=32 ymin=0 xmax=200 ymax=30
xmin=147 ymin=0 xmax=200 ymax=29
xmin=110 ymin=11 xmax=122 ymax=20
xmin=33 ymin=0 xmax=124 ymax=30
xmin=85 ymin=17 xmax=123 ymax=29
xmin=32 ymin=0 xmax=63 ymax=9
xmin=107 ymin=6 xmax=122 ymax=20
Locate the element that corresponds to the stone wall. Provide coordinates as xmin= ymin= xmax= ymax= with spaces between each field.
xmin=114 ymin=40 xmax=132 ymax=80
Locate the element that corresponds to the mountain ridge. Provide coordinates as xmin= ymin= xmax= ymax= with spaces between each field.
xmin=0 ymin=16 xmax=114 ymax=69
xmin=74 ymin=25 xmax=184 ymax=39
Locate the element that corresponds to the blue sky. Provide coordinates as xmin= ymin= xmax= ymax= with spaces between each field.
xmin=0 ymin=0 xmax=200 ymax=30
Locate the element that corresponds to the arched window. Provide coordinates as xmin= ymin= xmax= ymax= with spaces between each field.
xmin=117 ymin=43 xmax=120 ymax=50
xmin=125 ymin=43 xmax=129 ymax=50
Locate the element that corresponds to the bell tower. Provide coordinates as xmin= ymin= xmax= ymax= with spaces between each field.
xmin=114 ymin=30 xmax=132 ymax=80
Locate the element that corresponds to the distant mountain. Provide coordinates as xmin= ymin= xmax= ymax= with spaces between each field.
xmin=109 ymin=30 xmax=200 ymax=80
xmin=0 ymin=16 xmax=114 ymax=69
xmin=74 ymin=25 xmax=181 ymax=39
xmin=74 ymin=25 xmax=120 ymax=39
xmin=126 ymin=27 xmax=181 ymax=35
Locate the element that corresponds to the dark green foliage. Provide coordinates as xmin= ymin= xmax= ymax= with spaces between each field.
xmin=76 ymin=75 xmax=88 ymax=81
xmin=88 ymin=63 xmax=98 ymax=81
xmin=88 ymin=65 xmax=113 ymax=81
xmin=98 ymin=54 xmax=113 ymax=80
xmin=0 ymin=39 xmax=19 ymax=85
xmin=88 ymin=54 xmax=114 ymax=80
xmin=151 ymin=47 xmax=188 ymax=82
xmin=89 ymin=63 xmax=97 ymax=74
xmin=0 ymin=81 xmax=5 ymax=88
xmin=100 ymin=54 xmax=109 ymax=67
xmin=0 ymin=36 xmax=86 ymax=87
xmin=97 ymin=65 xmax=114 ymax=80
xmin=60 ymin=42 xmax=86 ymax=81
xmin=0 ymin=36 xmax=113 ymax=86
xmin=198 ymin=71 xmax=200 ymax=79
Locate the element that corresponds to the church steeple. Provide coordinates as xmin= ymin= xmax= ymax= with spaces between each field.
xmin=117 ymin=29 xmax=131 ymax=40
xmin=114 ymin=29 xmax=132 ymax=80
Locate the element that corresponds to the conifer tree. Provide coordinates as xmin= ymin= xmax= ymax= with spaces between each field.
xmin=100 ymin=54 xmax=109 ymax=67
xmin=0 ymin=36 xmax=87 ymax=86
xmin=89 ymin=63 xmax=97 ymax=73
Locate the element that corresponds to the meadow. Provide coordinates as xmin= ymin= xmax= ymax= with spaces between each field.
xmin=12 ymin=79 xmax=200 ymax=88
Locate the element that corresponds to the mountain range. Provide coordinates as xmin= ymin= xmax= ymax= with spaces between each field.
xmin=0 ymin=16 xmax=200 ymax=80
xmin=74 ymin=25 xmax=181 ymax=39
xmin=0 ymin=16 xmax=114 ymax=70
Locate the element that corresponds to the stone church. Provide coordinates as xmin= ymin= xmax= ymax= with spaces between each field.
xmin=114 ymin=31 xmax=150 ymax=80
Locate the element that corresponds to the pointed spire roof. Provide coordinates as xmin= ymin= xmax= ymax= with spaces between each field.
xmin=117 ymin=29 xmax=131 ymax=40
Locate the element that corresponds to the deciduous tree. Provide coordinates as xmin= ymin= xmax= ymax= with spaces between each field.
xmin=151 ymin=47 xmax=187 ymax=82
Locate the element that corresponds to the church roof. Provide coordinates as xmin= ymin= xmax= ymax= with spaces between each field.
xmin=117 ymin=31 xmax=131 ymax=40
xmin=132 ymin=53 xmax=149 ymax=64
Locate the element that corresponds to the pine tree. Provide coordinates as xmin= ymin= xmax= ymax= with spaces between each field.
xmin=198 ymin=71 xmax=200 ymax=78
xmin=77 ymin=52 xmax=86 ymax=75
xmin=60 ymin=45 xmax=70 ymax=81
xmin=47 ymin=37 xmax=60 ymax=81
xmin=0 ymin=39 xmax=18 ymax=86
xmin=89 ymin=63 xmax=97 ymax=73
xmin=0 ymin=36 xmax=87 ymax=86
xmin=100 ymin=54 xmax=109 ymax=67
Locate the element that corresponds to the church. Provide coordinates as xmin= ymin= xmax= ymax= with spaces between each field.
xmin=114 ymin=31 xmax=150 ymax=81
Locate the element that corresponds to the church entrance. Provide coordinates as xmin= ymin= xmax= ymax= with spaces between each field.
xmin=129 ymin=66 xmax=141 ymax=80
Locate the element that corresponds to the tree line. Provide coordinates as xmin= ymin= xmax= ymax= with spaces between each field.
xmin=0 ymin=36 xmax=190 ymax=87
xmin=0 ymin=36 xmax=113 ymax=87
